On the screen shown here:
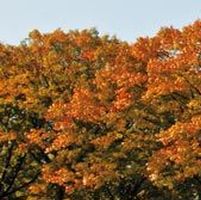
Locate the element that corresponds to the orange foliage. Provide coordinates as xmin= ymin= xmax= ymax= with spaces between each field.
xmin=0 ymin=20 xmax=201 ymax=198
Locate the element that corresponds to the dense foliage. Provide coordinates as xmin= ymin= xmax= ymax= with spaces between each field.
xmin=0 ymin=21 xmax=201 ymax=199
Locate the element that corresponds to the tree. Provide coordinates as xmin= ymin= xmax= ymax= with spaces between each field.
xmin=0 ymin=21 xmax=200 ymax=199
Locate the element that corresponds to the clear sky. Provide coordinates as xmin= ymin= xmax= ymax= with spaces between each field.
xmin=0 ymin=0 xmax=200 ymax=45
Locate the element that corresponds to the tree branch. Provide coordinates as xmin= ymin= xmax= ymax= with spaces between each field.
xmin=3 ymin=154 xmax=26 ymax=195
xmin=0 ymin=141 xmax=15 ymax=182
xmin=1 ymin=171 xmax=40 ymax=197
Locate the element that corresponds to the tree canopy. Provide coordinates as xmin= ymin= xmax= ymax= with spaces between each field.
xmin=0 ymin=21 xmax=201 ymax=199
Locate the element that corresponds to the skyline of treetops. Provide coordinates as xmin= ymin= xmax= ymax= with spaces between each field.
xmin=0 ymin=20 xmax=200 ymax=199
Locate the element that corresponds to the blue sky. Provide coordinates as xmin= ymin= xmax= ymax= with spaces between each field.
xmin=0 ymin=0 xmax=200 ymax=45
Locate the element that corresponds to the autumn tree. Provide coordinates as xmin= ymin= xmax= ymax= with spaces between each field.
xmin=0 ymin=21 xmax=200 ymax=199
